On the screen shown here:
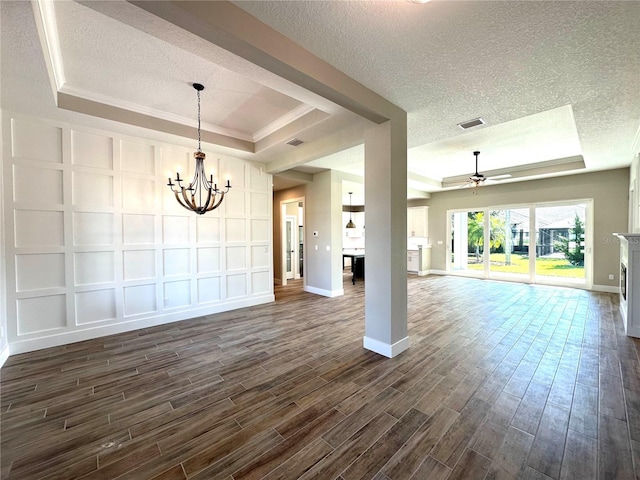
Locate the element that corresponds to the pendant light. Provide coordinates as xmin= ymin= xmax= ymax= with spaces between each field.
xmin=167 ymin=83 xmax=231 ymax=214
xmin=346 ymin=192 xmax=356 ymax=229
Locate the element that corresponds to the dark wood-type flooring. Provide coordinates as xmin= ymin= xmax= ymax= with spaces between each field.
xmin=1 ymin=274 xmax=639 ymax=479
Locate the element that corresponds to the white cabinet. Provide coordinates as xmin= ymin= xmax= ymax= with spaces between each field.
xmin=615 ymin=233 xmax=640 ymax=337
xmin=408 ymin=246 xmax=432 ymax=275
xmin=407 ymin=251 xmax=419 ymax=272
xmin=408 ymin=206 xmax=428 ymax=238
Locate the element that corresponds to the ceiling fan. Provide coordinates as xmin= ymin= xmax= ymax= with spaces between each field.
xmin=465 ymin=151 xmax=511 ymax=188
xmin=468 ymin=151 xmax=486 ymax=187
xmin=441 ymin=152 xmax=587 ymax=189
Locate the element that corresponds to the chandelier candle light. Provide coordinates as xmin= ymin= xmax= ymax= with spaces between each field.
xmin=167 ymin=83 xmax=231 ymax=214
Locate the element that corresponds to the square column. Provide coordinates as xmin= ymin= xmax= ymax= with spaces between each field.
xmin=363 ymin=121 xmax=408 ymax=358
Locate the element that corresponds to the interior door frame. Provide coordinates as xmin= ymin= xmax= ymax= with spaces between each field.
xmin=446 ymin=198 xmax=593 ymax=289
xmin=279 ymin=197 xmax=305 ymax=287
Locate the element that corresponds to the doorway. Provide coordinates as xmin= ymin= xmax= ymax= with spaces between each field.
xmin=447 ymin=200 xmax=592 ymax=289
xmin=280 ymin=198 xmax=305 ymax=287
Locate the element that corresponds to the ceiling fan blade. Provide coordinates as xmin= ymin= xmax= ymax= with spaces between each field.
xmin=441 ymin=155 xmax=585 ymax=189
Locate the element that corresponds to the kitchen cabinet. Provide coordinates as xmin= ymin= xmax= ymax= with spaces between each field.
xmin=407 ymin=251 xmax=419 ymax=272
xmin=408 ymin=206 xmax=428 ymax=238
xmin=407 ymin=245 xmax=432 ymax=275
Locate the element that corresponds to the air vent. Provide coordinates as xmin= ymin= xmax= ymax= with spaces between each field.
xmin=286 ymin=138 xmax=305 ymax=147
xmin=457 ymin=118 xmax=485 ymax=130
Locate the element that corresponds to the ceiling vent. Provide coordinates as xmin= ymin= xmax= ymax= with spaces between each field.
xmin=457 ymin=117 xmax=485 ymax=130
xmin=286 ymin=138 xmax=305 ymax=147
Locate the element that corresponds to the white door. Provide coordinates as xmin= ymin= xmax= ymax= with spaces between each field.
xmin=285 ymin=216 xmax=297 ymax=280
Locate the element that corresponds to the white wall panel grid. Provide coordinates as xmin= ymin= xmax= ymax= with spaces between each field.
xmin=3 ymin=114 xmax=273 ymax=353
xmin=71 ymin=130 xmax=113 ymax=170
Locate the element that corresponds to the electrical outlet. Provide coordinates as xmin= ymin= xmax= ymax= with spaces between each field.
xmin=609 ymin=274 xmax=615 ymax=280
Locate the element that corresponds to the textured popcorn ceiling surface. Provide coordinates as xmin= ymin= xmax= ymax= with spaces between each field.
xmin=3 ymin=0 xmax=639 ymax=194
xmin=236 ymin=1 xmax=640 ymax=176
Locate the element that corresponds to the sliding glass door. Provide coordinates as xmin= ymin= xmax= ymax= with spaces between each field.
xmin=535 ymin=204 xmax=586 ymax=285
xmin=488 ymin=208 xmax=531 ymax=281
xmin=447 ymin=201 xmax=591 ymax=288
xmin=450 ymin=210 xmax=485 ymax=277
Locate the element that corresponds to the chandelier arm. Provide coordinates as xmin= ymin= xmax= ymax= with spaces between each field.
xmin=201 ymin=187 xmax=215 ymax=211
xmin=180 ymin=187 xmax=197 ymax=210
xmin=174 ymin=191 xmax=195 ymax=211
xmin=206 ymin=192 xmax=225 ymax=212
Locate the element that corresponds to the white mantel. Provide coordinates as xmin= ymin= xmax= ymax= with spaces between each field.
xmin=614 ymin=233 xmax=640 ymax=337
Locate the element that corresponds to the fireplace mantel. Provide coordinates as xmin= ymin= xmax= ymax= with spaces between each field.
xmin=614 ymin=233 xmax=640 ymax=337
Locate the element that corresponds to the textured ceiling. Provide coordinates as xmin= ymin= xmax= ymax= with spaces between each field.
xmin=236 ymin=0 xmax=640 ymax=187
xmin=3 ymin=0 xmax=639 ymax=197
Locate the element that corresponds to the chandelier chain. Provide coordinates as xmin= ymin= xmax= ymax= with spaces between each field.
xmin=197 ymin=88 xmax=202 ymax=152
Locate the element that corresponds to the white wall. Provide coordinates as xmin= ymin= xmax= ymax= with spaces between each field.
xmin=2 ymin=112 xmax=273 ymax=354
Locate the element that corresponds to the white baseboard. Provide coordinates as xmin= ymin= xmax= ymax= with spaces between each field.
xmin=592 ymin=284 xmax=619 ymax=293
xmin=363 ymin=335 xmax=409 ymax=358
xmin=428 ymin=269 xmax=447 ymax=275
xmin=0 ymin=343 xmax=10 ymax=369
xmin=304 ymin=285 xmax=344 ymax=298
xmin=9 ymin=294 xmax=275 ymax=355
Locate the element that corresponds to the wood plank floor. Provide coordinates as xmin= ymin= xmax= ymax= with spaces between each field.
xmin=1 ymin=274 xmax=639 ymax=480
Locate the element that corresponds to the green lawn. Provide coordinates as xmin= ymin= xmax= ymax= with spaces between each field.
xmin=465 ymin=253 xmax=585 ymax=278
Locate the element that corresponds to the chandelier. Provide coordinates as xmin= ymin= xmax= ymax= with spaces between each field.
xmin=346 ymin=192 xmax=356 ymax=228
xmin=167 ymin=83 xmax=231 ymax=214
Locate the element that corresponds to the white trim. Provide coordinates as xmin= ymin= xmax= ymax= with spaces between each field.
xmin=592 ymin=284 xmax=619 ymax=294
xmin=304 ymin=285 xmax=343 ymax=298
xmin=9 ymin=294 xmax=274 ymax=355
xmin=428 ymin=269 xmax=447 ymax=276
xmin=626 ymin=324 xmax=640 ymax=337
xmin=0 ymin=344 xmax=10 ymax=369
xmin=57 ymin=86 xmax=317 ymax=144
xmin=33 ymin=0 xmax=66 ymax=92
xmin=363 ymin=335 xmax=409 ymax=358
xmin=253 ymin=104 xmax=316 ymax=142
xmin=58 ymin=85 xmax=255 ymax=142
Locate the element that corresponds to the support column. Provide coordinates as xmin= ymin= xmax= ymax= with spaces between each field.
xmin=363 ymin=120 xmax=408 ymax=358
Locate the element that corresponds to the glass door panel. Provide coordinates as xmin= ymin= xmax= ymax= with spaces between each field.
xmin=450 ymin=211 xmax=485 ymax=276
xmin=285 ymin=217 xmax=294 ymax=279
xmin=489 ymin=208 xmax=531 ymax=280
xmin=534 ymin=204 xmax=586 ymax=285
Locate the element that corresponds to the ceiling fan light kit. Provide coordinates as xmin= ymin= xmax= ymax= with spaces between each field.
xmin=167 ymin=83 xmax=231 ymax=215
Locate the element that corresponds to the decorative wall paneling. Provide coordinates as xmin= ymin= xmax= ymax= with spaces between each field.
xmin=3 ymin=114 xmax=273 ymax=353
